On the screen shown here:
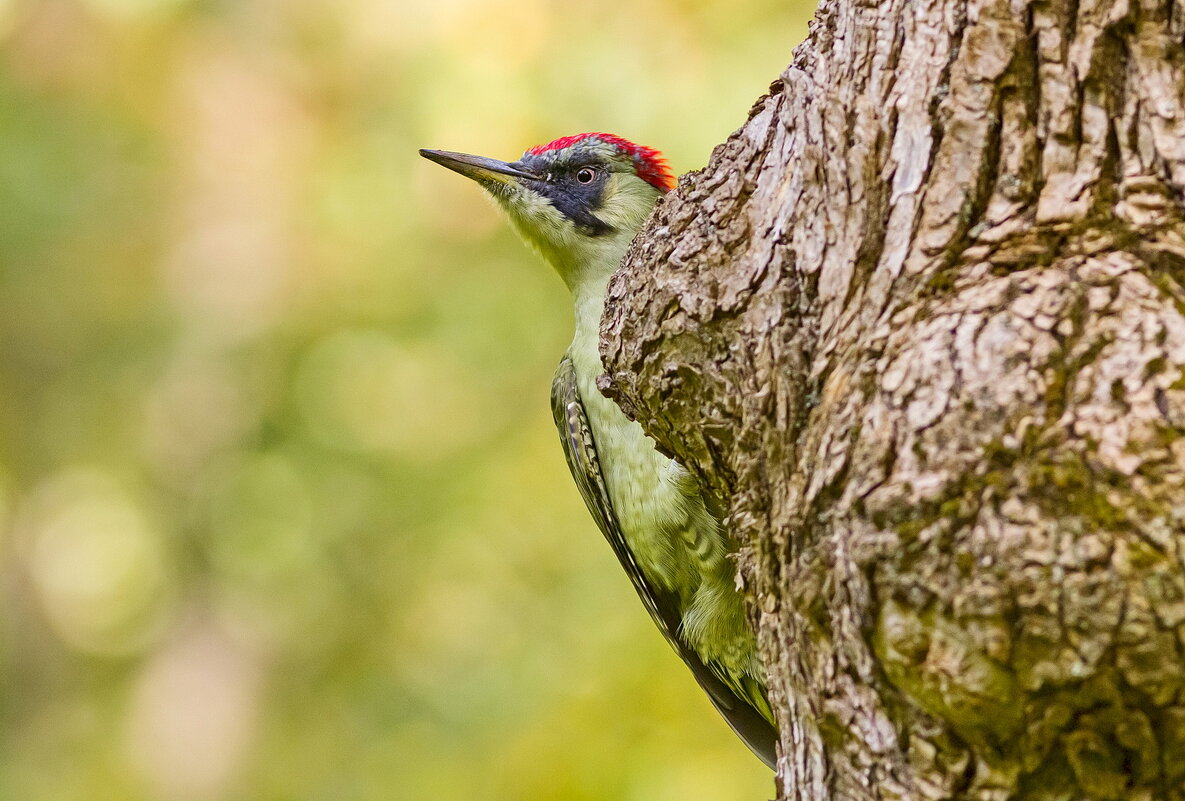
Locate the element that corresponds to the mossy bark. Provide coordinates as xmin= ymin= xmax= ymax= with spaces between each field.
xmin=600 ymin=0 xmax=1185 ymax=799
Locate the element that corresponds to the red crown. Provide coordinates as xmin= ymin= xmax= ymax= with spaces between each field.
xmin=527 ymin=133 xmax=676 ymax=193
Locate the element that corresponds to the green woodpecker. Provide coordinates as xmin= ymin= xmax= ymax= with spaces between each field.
xmin=420 ymin=133 xmax=775 ymax=767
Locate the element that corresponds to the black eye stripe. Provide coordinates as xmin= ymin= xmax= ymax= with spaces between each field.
xmin=513 ymin=153 xmax=614 ymax=236
xmin=528 ymin=171 xmax=613 ymax=236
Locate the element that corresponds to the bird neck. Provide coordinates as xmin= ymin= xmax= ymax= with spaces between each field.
xmin=570 ymin=271 xmax=611 ymax=365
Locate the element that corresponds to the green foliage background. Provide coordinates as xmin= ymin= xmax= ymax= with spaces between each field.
xmin=0 ymin=0 xmax=811 ymax=798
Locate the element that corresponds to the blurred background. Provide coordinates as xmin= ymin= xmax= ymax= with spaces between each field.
xmin=0 ymin=0 xmax=812 ymax=798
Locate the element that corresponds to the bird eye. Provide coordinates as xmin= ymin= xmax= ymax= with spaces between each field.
xmin=576 ymin=167 xmax=597 ymax=184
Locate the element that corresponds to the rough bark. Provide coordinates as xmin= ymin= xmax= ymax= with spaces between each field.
xmin=600 ymin=1 xmax=1185 ymax=799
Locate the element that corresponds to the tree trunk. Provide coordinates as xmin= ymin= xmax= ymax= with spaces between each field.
xmin=599 ymin=1 xmax=1185 ymax=798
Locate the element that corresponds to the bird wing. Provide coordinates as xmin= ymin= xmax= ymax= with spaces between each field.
xmin=550 ymin=355 xmax=777 ymax=769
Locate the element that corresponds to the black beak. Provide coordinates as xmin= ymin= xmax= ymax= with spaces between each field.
xmin=419 ymin=149 xmax=538 ymax=184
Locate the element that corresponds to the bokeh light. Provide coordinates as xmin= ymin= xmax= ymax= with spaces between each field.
xmin=18 ymin=468 xmax=173 ymax=655
xmin=0 ymin=0 xmax=812 ymax=798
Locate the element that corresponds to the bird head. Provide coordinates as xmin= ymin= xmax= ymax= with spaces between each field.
xmin=420 ymin=133 xmax=675 ymax=292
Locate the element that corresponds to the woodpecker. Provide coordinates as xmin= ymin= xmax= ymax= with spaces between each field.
xmin=420 ymin=133 xmax=776 ymax=767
